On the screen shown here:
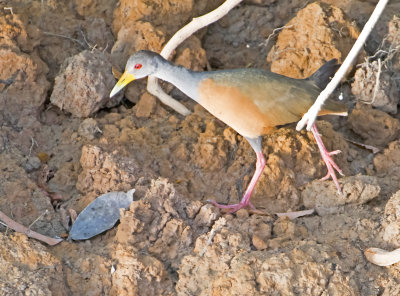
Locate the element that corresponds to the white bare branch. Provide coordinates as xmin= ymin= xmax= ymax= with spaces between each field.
xmin=147 ymin=0 xmax=244 ymax=116
xmin=296 ymin=0 xmax=389 ymax=131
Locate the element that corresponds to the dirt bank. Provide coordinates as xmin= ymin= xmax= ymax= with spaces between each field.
xmin=1 ymin=0 xmax=400 ymax=295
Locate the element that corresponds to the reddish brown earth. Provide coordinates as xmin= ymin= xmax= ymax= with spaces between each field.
xmin=1 ymin=0 xmax=400 ymax=295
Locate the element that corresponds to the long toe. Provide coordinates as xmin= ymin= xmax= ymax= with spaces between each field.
xmin=320 ymin=172 xmax=331 ymax=181
xmin=248 ymin=201 xmax=256 ymax=210
xmin=327 ymin=156 xmax=343 ymax=175
xmin=321 ymin=161 xmax=342 ymax=192
xmin=207 ymin=199 xmax=251 ymax=213
xmin=311 ymin=123 xmax=344 ymax=192
xmin=317 ymin=147 xmax=343 ymax=191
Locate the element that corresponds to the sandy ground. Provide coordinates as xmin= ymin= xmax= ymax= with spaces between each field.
xmin=1 ymin=0 xmax=400 ymax=295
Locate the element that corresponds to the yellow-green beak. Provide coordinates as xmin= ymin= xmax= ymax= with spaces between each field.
xmin=109 ymin=71 xmax=135 ymax=98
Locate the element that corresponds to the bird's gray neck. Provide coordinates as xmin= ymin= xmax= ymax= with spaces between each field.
xmin=153 ymin=59 xmax=204 ymax=102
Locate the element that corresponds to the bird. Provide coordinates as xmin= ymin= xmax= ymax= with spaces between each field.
xmin=110 ymin=50 xmax=347 ymax=213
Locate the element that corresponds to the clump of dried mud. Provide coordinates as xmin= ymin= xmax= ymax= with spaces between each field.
xmin=1 ymin=0 xmax=400 ymax=295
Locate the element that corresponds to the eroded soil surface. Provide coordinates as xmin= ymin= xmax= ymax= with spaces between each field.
xmin=1 ymin=0 xmax=400 ymax=295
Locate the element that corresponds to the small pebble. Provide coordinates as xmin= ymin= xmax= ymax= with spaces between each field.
xmin=78 ymin=118 xmax=102 ymax=140
xmin=252 ymin=234 xmax=268 ymax=250
xmin=23 ymin=156 xmax=41 ymax=172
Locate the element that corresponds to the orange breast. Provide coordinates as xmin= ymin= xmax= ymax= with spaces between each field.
xmin=198 ymin=78 xmax=275 ymax=138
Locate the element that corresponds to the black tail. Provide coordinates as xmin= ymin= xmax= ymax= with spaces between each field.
xmin=307 ymin=59 xmax=339 ymax=89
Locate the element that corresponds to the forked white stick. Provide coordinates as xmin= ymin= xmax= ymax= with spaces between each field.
xmin=147 ymin=0 xmax=243 ymax=116
xmin=296 ymin=0 xmax=389 ymax=131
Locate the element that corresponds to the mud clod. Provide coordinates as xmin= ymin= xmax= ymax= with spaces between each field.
xmin=51 ymin=50 xmax=122 ymax=117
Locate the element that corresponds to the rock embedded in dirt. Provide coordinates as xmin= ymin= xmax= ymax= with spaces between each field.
xmin=0 ymin=14 xmax=40 ymax=52
xmin=51 ymin=242 xmax=113 ymax=295
xmin=272 ymin=216 xmax=298 ymax=238
xmin=348 ymin=104 xmax=400 ymax=148
xmin=351 ymin=61 xmax=399 ymax=114
xmin=115 ymin=178 xmax=216 ymax=255
xmin=193 ymin=204 xmax=220 ymax=227
xmin=78 ymin=118 xmax=102 ymax=140
xmin=50 ymin=50 xmax=122 ymax=118
xmin=23 ymin=156 xmax=42 ymax=172
xmin=0 ymin=15 xmax=50 ymax=127
xmin=373 ymin=139 xmax=400 ymax=195
xmin=267 ymin=2 xmax=360 ymax=78
xmin=174 ymin=36 xmax=207 ymax=72
xmin=47 ymin=161 xmax=81 ymax=202
xmin=73 ymin=0 xmax=117 ymax=25
xmin=33 ymin=0 xmax=116 ymax=80
xmin=111 ymin=21 xmax=164 ymax=70
xmin=112 ymin=0 xmax=218 ymax=39
xmin=177 ymin=222 xmax=357 ymax=295
xmin=111 ymin=243 xmax=175 ymax=296
xmin=387 ymin=16 xmax=400 ymax=70
xmin=302 ymin=175 xmax=380 ymax=215
xmin=203 ymin=0 xmax=307 ymax=70
xmin=382 ymin=190 xmax=400 ymax=247
xmin=135 ymin=92 xmax=157 ymax=118
xmin=0 ymin=153 xmax=64 ymax=237
xmin=374 ymin=140 xmax=400 ymax=175
xmin=111 ymin=178 xmax=218 ymax=295
xmin=76 ymin=145 xmax=139 ymax=198
xmin=0 ymin=233 xmax=67 ymax=295
xmin=193 ymin=119 xmax=228 ymax=171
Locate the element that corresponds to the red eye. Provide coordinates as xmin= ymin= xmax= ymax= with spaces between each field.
xmin=134 ymin=64 xmax=142 ymax=69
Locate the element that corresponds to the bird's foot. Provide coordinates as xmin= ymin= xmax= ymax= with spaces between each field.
xmin=207 ymin=199 xmax=255 ymax=213
xmin=319 ymin=148 xmax=344 ymax=192
xmin=311 ymin=124 xmax=344 ymax=193
xmin=320 ymin=150 xmax=344 ymax=178
xmin=207 ymin=149 xmax=266 ymax=214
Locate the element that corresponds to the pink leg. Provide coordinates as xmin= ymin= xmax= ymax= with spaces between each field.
xmin=311 ymin=123 xmax=344 ymax=192
xmin=208 ymin=151 xmax=266 ymax=213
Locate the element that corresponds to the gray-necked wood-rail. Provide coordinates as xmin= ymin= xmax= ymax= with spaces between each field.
xmin=110 ymin=50 xmax=347 ymax=212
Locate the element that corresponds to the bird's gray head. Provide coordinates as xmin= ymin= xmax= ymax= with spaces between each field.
xmin=110 ymin=50 xmax=163 ymax=98
xmin=125 ymin=50 xmax=161 ymax=79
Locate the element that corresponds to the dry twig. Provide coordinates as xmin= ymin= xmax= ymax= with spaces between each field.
xmin=28 ymin=210 xmax=48 ymax=230
xmin=344 ymin=138 xmax=380 ymax=154
xmin=28 ymin=137 xmax=38 ymax=157
xmin=43 ymin=31 xmax=86 ymax=48
xmin=260 ymin=25 xmax=293 ymax=48
xmin=0 ymin=210 xmax=63 ymax=246
xmin=371 ymin=58 xmax=382 ymax=105
xmin=275 ymin=209 xmax=315 ymax=220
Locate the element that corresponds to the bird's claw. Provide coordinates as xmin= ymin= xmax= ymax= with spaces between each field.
xmin=311 ymin=124 xmax=344 ymax=192
xmin=318 ymin=150 xmax=343 ymax=192
xmin=329 ymin=150 xmax=342 ymax=156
